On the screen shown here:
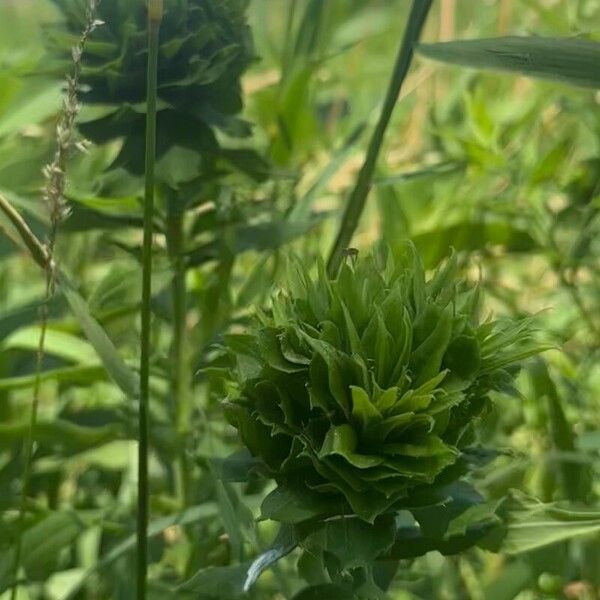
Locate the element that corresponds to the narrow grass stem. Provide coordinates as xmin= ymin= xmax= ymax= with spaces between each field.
xmin=138 ymin=2 xmax=162 ymax=598
xmin=9 ymin=287 xmax=49 ymax=600
xmin=326 ymin=0 xmax=433 ymax=277
xmin=165 ymin=198 xmax=191 ymax=505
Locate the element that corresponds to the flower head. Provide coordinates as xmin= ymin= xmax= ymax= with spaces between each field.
xmin=224 ymin=244 xmax=543 ymax=522
xmin=48 ymin=0 xmax=256 ymax=184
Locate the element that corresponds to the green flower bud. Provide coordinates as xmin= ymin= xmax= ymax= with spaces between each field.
xmin=224 ymin=244 xmax=544 ymax=522
xmin=48 ymin=0 xmax=255 ymax=183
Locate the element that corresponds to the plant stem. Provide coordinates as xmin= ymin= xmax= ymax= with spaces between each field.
xmin=0 ymin=193 xmax=49 ymax=271
xmin=9 ymin=288 xmax=49 ymax=600
xmin=165 ymin=196 xmax=191 ymax=505
xmin=138 ymin=2 xmax=162 ymax=599
xmin=326 ymin=0 xmax=433 ymax=277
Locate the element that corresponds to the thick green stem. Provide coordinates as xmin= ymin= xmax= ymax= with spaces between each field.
xmin=326 ymin=0 xmax=433 ymax=277
xmin=165 ymin=198 xmax=191 ymax=504
xmin=138 ymin=3 xmax=161 ymax=599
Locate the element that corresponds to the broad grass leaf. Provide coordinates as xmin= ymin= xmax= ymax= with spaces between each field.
xmin=186 ymin=215 xmax=329 ymax=266
xmin=58 ymin=272 xmax=138 ymax=399
xmin=0 ymin=364 xmax=106 ymax=391
xmin=0 ymin=512 xmax=85 ymax=593
xmin=235 ymin=255 xmax=272 ymax=308
xmin=62 ymin=198 xmax=143 ymax=232
xmin=0 ymin=419 xmax=121 ymax=453
xmin=213 ymin=479 xmax=255 ymax=562
xmin=0 ymin=81 xmax=62 ymax=137
xmin=418 ymin=36 xmax=600 ymax=89
xmin=490 ymin=491 xmax=600 ymax=555
xmin=2 ymin=326 xmax=98 ymax=364
xmin=0 ymin=295 xmax=62 ymax=340
xmin=57 ymin=440 xmax=137 ymax=471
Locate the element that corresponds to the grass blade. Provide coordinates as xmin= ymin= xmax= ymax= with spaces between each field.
xmin=327 ymin=0 xmax=434 ymax=276
xmin=59 ymin=273 xmax=138 ymax=398
xmin=418 ymin=36 xmax=600 ymax=89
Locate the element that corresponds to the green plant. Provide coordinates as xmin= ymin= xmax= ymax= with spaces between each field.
xmin=47 ymin=0 xmax=266 ymax=511
xmin=220 ymin=243 xmax=545 ymax=596
xmin=3 ymin=2 xmax=600 ymax=598
xmin=48 ymin=0 xmax=256 ymax=183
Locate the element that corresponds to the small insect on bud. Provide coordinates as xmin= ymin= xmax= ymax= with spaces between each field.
xmin=342 ymin=247 xmax=359 ymax=264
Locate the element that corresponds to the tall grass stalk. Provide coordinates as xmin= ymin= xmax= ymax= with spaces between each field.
xmin=9 ymin=2 xmax=101 ymax=597
xmin=326 ymin=0 xmax=433 ymax=277
xmin=165 ymin=196 xmax=191 ymax=505
xmin=138 ymin=1 xmax=162 ymax=598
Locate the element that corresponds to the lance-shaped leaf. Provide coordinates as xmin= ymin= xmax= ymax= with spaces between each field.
xmin=486 ymin=491 xmax=600 ymax=555
xmin=418 ymin=36 xmax=600 ymax=89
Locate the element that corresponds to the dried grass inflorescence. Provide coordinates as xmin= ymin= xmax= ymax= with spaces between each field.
xmin=43 ymin=0 xmax=103 ymax=251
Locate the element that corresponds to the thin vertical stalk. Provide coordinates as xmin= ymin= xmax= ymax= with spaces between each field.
xmin=326 ymin=0 xmax=433 ymax=277
xmin=9 ymin=292 xmax=49 ymax=600
xmin=138 ymin=1 xmax=162 ymax=599
xmin=165 ymin=197 xmax=191 ymax=505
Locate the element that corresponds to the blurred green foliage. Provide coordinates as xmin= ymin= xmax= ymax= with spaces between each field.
xmin=0 ymin=0 xmax=600 ymax=599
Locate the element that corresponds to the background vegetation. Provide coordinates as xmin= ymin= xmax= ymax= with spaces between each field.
xmin=1 ymin=0 xmax=600 ymax=598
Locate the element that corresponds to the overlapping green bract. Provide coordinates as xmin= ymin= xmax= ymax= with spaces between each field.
xmin=48 ymin=0 xmax=255 ymax=183
xmin=225 ymin=244 xmax=543 ymax=522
